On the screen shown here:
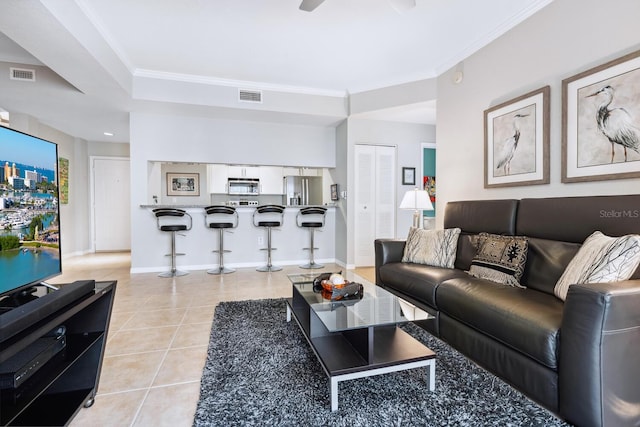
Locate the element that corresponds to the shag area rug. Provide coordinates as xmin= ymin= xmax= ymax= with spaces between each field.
xmin=193 ymin=299 xmax=569 ymax=427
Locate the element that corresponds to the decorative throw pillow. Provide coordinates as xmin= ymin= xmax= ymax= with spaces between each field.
xmin=467 ymin=233 xmax=529 ymax=288
xmin=554 ymin=231 xmax=640 ymax=301
xmin=402 ymin=227 xmax=461 ymax=268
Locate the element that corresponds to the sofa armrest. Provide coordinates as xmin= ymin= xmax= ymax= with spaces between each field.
xmin=559 ymin=279 xmax=640 ymax=427
xmin=374 ymin=239 xmax=405 ymax=285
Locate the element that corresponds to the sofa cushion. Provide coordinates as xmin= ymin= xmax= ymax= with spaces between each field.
xmin=554 ymin=231 xmax=640 ymax=301
xmin=402 ymin=227 xmax=460 ymax=268
xmin=444 ymin=199 xmax=518 ymax=235
xmin=520 ymin=238 xmax=581 ymax=296
xmin=437 ymin=276 xmax=563 ymax=370
xmin=517 ymin=195 xmax=640 ymax=244
xmin=467 ymin=233 xmax=529 ymax=288
xmin=453 ymin=233 xmax=479 ymax=271
xmin=378 ymin=262 xmax=469 ymax=308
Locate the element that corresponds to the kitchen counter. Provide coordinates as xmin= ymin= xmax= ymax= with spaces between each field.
xmin=134 ymin=205 xmax=337 ymax=274
xmin=140 ymin=204 xmax=337 ymax=209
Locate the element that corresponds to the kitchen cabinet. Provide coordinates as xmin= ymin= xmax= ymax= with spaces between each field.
xmin=282 ymin=167 xmax=321 ymax=176
xmin=208 ymin=164 xmax=228 ymax=193
xmin=228 ymin=165 xmax=260 ymax=179
xmin=259 ymin=166 xmax=284 ymax=194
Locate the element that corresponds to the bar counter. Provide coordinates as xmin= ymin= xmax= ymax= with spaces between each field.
xmin=133 ymin=205 xmax=336 ymax=274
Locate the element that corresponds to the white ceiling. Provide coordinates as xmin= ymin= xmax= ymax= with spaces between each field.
xmin=0 ymin=0 xmax=553 ymax=142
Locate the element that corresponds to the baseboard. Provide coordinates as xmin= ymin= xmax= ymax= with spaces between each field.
xmin=130 ymin=258 xmax=339 ymax=274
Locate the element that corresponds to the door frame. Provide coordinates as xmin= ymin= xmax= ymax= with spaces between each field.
xmin=89 ymin=155 xmax=130 ymax=252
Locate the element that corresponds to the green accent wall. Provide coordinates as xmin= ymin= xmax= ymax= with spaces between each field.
xmin=423 ymin=147 xmax=436 ymax=217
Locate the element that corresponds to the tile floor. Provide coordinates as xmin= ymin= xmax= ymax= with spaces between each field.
xmin=47 ymin=253 xmax=374 ymax=427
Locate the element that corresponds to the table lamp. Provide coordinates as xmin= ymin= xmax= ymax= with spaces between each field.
xmin=399 ymin=188 xmax=433 ymax=228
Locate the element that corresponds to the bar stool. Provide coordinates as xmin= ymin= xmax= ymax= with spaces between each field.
xmin=204 ymin=205 xmax=238 ymax=275
xmin=253 ymin=205 xmax=285 ymax=272
xmin=297 ymin=207 xmax=327 ymax=269
xmin=152 ymin=208 xmax=192 ymax=278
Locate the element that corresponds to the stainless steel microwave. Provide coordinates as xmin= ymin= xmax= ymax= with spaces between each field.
xmin=228 ymin=178 xmax=260 ymax=195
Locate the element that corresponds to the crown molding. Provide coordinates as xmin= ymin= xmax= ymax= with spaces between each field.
xmin=133 ymin=68 xmax=348 ymax=98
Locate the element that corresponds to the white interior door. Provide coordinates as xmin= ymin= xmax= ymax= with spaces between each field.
xmin=93 ymin=157 xmax=131 ymax=251
xmin=354 ymin=144 xmax=396 ymax=266
xmin=375 ymin=146 xmax=396 ymax=239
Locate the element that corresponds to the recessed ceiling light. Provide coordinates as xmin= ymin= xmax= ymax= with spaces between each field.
xmin=103 ymin=132 xmax=114 ymax=136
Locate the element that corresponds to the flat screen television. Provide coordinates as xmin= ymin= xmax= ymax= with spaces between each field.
xmin=0 ymin=125 xmax=61 ymax=300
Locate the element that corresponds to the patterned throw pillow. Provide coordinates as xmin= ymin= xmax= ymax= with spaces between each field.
xmin=554 ymin=231 xmax=640 ymax=301
xmin=467 ymin=233 xmax=529 ymax=288
xmin=402 ymin=227 xmax=461 ymax=268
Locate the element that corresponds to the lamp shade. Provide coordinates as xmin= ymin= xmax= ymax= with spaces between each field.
xmin=399 ymin=189 xmax=433 ymax=211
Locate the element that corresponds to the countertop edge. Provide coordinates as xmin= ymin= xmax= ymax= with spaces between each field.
xmin=140 ymin=204 xmax=336 ymax=209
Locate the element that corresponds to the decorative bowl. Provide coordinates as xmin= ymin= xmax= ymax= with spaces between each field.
xmin=320 ymin=279 xmax=349 ymax=299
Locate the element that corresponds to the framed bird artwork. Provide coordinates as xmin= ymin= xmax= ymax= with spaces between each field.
xmin=562 ymin=49 xmax=640 ymax=183
xmin=484 ymin=86 xmax=550 ymax=188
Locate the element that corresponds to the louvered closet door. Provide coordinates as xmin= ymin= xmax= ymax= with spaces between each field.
xmin=354 ymin=144 xmax=396 ymax=266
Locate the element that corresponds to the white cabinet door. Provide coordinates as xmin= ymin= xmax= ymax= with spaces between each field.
xmin=208 ymin=164 xmax=228 ymax=193
xmin=354 ymin=145 xmax=396 ymax=266
xmin=228 ymin=165 xmax=259 ymax=179
xmin=282 ymin=167 xmax=300 ymax=176
xmin=282 ymin=167 xmax=320 ymax=176
xmin=260 ymin=166 xmax=284 ymax=194
xmin=300 ymin=168 xmax=320 ymax=176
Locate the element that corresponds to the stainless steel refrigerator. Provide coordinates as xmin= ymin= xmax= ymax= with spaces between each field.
xmin=283 ymin=176 xmax=323 ymax=206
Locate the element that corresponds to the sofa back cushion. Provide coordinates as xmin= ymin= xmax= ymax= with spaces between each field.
xmin=444 ymin=199 xmax=518 ymax=235
xmin=445 ymin=199 xmax=518 ymax=271
xmin=521 ymin=238 xmax=581 ymax=295
xmin=517 ymin=195 xmax=640 ymax=243
xmin=518 ymin=195 xmax=640 ymax=282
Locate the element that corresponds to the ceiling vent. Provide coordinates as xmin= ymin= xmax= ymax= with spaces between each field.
xmin=238 ymin=89 xmax=262 ymax=103
xmin=10 ymin=67 xmax=36 ymax=82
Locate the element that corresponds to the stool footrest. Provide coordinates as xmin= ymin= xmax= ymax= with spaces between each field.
xmin=260 ymin=247 xmax=277 ymax=251
xmin=212 ymin=250 xmax=232 ymax=254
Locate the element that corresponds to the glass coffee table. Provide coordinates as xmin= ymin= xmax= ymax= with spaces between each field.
xmin=286 ymin=272 xmax=436 ymax=411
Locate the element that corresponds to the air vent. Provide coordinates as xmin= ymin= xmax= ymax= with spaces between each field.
xmin=239 ymin=89 xmax=262 ymax=103
xmin=10 ymin=67 xmax=36 ymax=82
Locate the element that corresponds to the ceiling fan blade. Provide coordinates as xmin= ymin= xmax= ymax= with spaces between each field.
xmin=299 ymin=0 xmax=325 ymax=12
xmin=389 ymin=0 xmax=416 ymax=13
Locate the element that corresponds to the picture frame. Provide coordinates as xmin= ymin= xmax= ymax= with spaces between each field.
xmin=166 ymin=172 xmax=200 ymax=196
xmin=562 ymin=49 xmax=640 ymax=183
xmin=330 ymin=183 xmax=339 ymax=201
xmin=402 ymin=167 xmax=415 ymax=185
xmin=484 ymin=86 xmax=550 ymax=188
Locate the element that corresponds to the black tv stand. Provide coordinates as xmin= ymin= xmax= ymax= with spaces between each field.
xmin=0 ymin=280 xmax=116 ymax=426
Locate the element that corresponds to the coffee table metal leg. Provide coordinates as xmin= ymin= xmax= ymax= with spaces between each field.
xmin=330 ymin=378 xmax=339 ymax=411
xmin=428 ymin=359 xmax=435 ymax=391
xmin=286 ymin=305 xmax=291 ymax=322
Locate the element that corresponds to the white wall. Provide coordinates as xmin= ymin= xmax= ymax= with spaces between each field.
xmin=436 ymin=0 xmax=640 ymax=226
xmin=344 ymin=118 xmax=436 ymax=266
xmin=129 ymin=111 xmax=337 ymax=269
xmin=331 ymin=120 xmax=349 ymax=265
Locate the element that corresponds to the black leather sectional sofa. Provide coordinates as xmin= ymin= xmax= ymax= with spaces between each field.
xmin=375 ymin=195 xmax=640 ymax=427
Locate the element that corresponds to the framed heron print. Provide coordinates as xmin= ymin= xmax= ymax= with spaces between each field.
xmin=484 ymin=86 xmax=550 ymax=188
xmin=562 ymin=49 xmax=640 ymax=183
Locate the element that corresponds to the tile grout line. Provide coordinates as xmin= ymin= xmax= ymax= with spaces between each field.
xmin=129 ymin=317 xmax=183 ymax=427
